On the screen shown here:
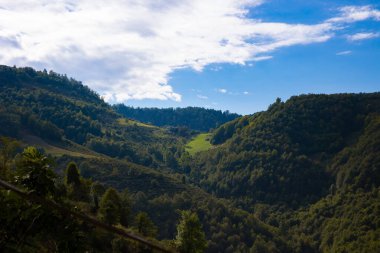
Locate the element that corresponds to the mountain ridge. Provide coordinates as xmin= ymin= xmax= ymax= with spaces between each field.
xmin=114 ymin=104 xmax=241 ymax=132
xmin=1 ymin=65 xmax=379 ymax=252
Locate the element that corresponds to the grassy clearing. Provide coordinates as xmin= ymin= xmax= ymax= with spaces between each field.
xmin=186 ymin=133 xmax=213 ymax=155
xmin=117 ymin=118 xmax=156 ymax=128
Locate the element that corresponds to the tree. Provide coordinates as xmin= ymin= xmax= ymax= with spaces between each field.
xmin=99 ymin=188 xmax=122 ymax=225
xmin=0 ymin=136 xmax=19 ymax=179
xmin=16 ymin=146 xmax=56 ymax=197
xmin=120 ymin=189 xmax=131 ymax=228
xmin=90 ymin=181 xmax=106 ymax=212
xmin=175 ymin=210 xmax=207 ymax=253
xmin=65 ymin=161 xmax=89 ymax=201
xmin=65 ymin=162 xmax=81 ymax=186
xmin=135 ymin=212 xmax=157 ymax=237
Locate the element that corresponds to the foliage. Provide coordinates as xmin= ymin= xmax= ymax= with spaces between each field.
xmin=1 ymin=65 xmax=379 ymax=252
xmin=0 ymin=136 xmax=20 ymax=179
xmin=191 ymin=93 xmax=380 ymax=207
xmin=120 ymin=189 xmax=132 ymax=227
xmin=15 ymin=147 xmax=56 ymax=197
xmin=91 ymin=181 xmax=106 ymax=212
xmin=135 ymin=212 xmax=158 ymax=237
xmin=99 ymin=188 xmax=122 ymax=225
xmin=65 ymin=161 xmax=81 ymax=186
xmin=0 ymin=146 xmax=170 ymax=252
xmin=175 ymin=210 xmax=207 ymax=253
xmin=0 ymin=65 xmax=185 ymax=172
xmin=114 ymin=104 xmax=240 ymax=132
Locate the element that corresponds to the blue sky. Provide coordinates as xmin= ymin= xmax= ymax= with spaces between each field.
xmin=1 ymin=0 xmax=379 ymax=114
xmin=128 ymin=0 xmax=380 ymax=114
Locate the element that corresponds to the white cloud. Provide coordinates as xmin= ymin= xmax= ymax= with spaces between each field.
xmin=218 ymin=88 xmax=228 ymax=93
xmin=0 ymin=1 xmax=379 ymax=102
xmin=243 ymin=91 xmax=249 ymax=95
xmin=336 ymin=50 xmax=352 ymax=55
xmin=252 ymin=56 xmax=273 ymax=61
xmin=328 ymin=5 xmax=380 ymax=23
xmin=347 ymin=32 xmax=380 ymax=41
xmin=197 ymin=94 xmax=208 ymax=100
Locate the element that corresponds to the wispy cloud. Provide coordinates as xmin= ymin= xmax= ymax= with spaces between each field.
xmin=243 ymin=91 xmax=249 ymax=95
xmin=328 ymin=5 xmax=380 ymax=23
xmin=0 ymin=1 xmax=379 ymax=103
xmin=252 ymin=56 xmax=273 ymax=62
xmin=336 ymin=50 xmax=352 ymax=55
xmin=197 ymin=94 xmax=208 ymax=100
xmin=347 ymin=32 xmax=380 ymax=41
xmin=217 ymin=88 xmax=228 ymax=94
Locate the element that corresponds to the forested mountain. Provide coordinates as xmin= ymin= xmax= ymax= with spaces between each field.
xmin=0 ymin=65 xmax=291 ymax=252
xmin=192 ymin=93 xmax=380 ymax=206
xmin=0 ymin=65 xmax=188 ymax=171
xmin=0 ymin=65 xmax=379 ymax=252
xmin=114 ymin=105 xmax=240 ymax=132
xmin=188 ymin=93 xmax=380 ymax=252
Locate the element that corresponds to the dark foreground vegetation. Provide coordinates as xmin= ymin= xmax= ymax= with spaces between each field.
xmin=0 ymin=144 xmax=206 ymax=252
xmin=0 ymin=65 xmax=379 ymax=252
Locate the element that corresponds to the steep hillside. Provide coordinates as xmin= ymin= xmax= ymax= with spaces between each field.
xmin=0 ymin=65 xmax=292 ymax=252
xmin=187 ymin=93 xmax=380 ymax=253
xmin=114 ymin=104 xmax=240 ymax=132
xmin=257 ymin=115 xmax=380 ymax=252
xmin=191 ymin=93 xmax=380 ymax=207
xmin=0 ymin=65 xmax=187 ymax=171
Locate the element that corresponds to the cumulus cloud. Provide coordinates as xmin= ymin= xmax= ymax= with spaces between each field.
xmin=217 ymin=88 xmax=228 ymax=93
xmin=0 ymin=1 xmax=379 ymax=102
xmin=347 ymin=32 xmax=380 ymax=41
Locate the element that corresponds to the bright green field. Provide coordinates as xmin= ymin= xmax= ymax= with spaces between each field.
xmin=186 ymin=133 xmax=213 ymax=155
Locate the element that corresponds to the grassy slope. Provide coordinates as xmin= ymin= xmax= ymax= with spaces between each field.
xmin=21 ymin=134 xmax=100 ymax=158
xmin=185 ymin=133 xmax=213 ymax=155
xmin=116 ymin=118 xmax=157 ymax=129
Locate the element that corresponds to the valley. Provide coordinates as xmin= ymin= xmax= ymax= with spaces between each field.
xmin=0 ymin=65 xmax=379 ymax=252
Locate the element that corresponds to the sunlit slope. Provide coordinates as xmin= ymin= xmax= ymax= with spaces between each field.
xmin=185 ymin=133 xmax=213 ymax=155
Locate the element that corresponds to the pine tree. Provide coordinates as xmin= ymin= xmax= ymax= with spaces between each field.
xmin=175 ymin=210 xmax=207 ymax=253
xmin=135 ymin=212 xmax=157 ymax=237
xmin=16 ymin=146 xmax=56 ymax=197
xmin=99 ymin=188 xmax=122 ymax=225
xmin=65 ymin=162 xmax=81 ymax=186
xmin=64 ymin=162 xmax=89 ymax=201
xmin=90 ymin=181 xmax=106 ymax=212
xmin=120 ymin=189 xmax=131 ymax=227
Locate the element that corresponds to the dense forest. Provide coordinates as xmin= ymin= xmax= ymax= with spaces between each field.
xmin=0 ymin=65 xmax=379 ymax=252
xmin=189 ymin=93 xmax=380 ymax=252
xmin=0 ymin=65 xmax=192 ymax=171
xmin=114 ymin=105 xmax=240 ymax=132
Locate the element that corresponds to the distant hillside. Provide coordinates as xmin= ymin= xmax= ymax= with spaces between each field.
xmin=113 ymin=105 xmax=241 ymax=132
xmin=0 ymin=65 xmax=186 ymax=171
xmin=188 ymin=93 xmax=380 ymax=253
xmin=192 ymin=93 xmax=380 ymax=206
